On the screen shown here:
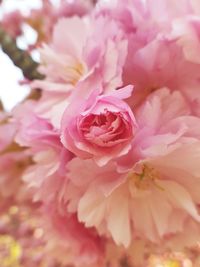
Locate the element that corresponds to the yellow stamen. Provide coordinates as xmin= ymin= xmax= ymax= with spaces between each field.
xmin=128 ymin=164 xmax=164 ymax=191
xmin=164 ymin=260 xmax=181 ymax=267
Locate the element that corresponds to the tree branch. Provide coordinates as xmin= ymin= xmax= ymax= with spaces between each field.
xmin=0 ymin=25 xmax=44 ymax=80
xmin=0 ymin=99 xmax=4 ymax=111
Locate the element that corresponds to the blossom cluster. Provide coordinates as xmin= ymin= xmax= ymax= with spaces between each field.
xmin=2 ymin=0 xmax=200 ymax=266
xmin=1 ymin=0 xmax=94 ymax=46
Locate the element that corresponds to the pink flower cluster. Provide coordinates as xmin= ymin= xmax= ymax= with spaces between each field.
xmin=4 ymin=0 xmax=200 ymax=266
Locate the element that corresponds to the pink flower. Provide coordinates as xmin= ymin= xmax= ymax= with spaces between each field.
xmin=62 ymin=88 xmax=200 ymax=248
xmin=132 ymin=88 xmax=200 ymax=159
xmin=145 ymin=0 xmax=200 ymax=20
xmin=96 ymin=0 xmax=200 ymax=110
xmin=15 ymin=105 xmax=105 ymax=266
xmin=65 ymin=143 xmax=200 ymax=248
xmin=26 ymin=0 xmax=93 ymax=47
xmin=13 ymin=101 xmax=60 ymax=150
xmin=20 ymin=136 xmax=105 ymax=266
xmin=0 ymin=111 xmax=30 ymax=212
xmin=41 ymin=200 xmax=105 ymax=267
xmin=61 ymin=86 xmax=136 ymax=166
xmin=1 ymin=11 xmax=24 ymax=38
xmin=5 ymin=0 xmax=200 ymax=265
xmin=32 ymin=15 xmax=128 ymax=128
xmin=33 ymin=15 xmax=127 ymax=93
xmin=56 ymin=0 xmax=93 ymax=18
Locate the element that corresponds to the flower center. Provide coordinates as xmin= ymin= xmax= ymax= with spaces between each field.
xmin=148 ymin=254 xmax=191 ymax=267
xmin=128 ymin=164 xmax=163 ymax=191
xmin=64 ymin=61 xmax=86 ymax=86
xmin=79 ymin=110 xmax=131 ymax=147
